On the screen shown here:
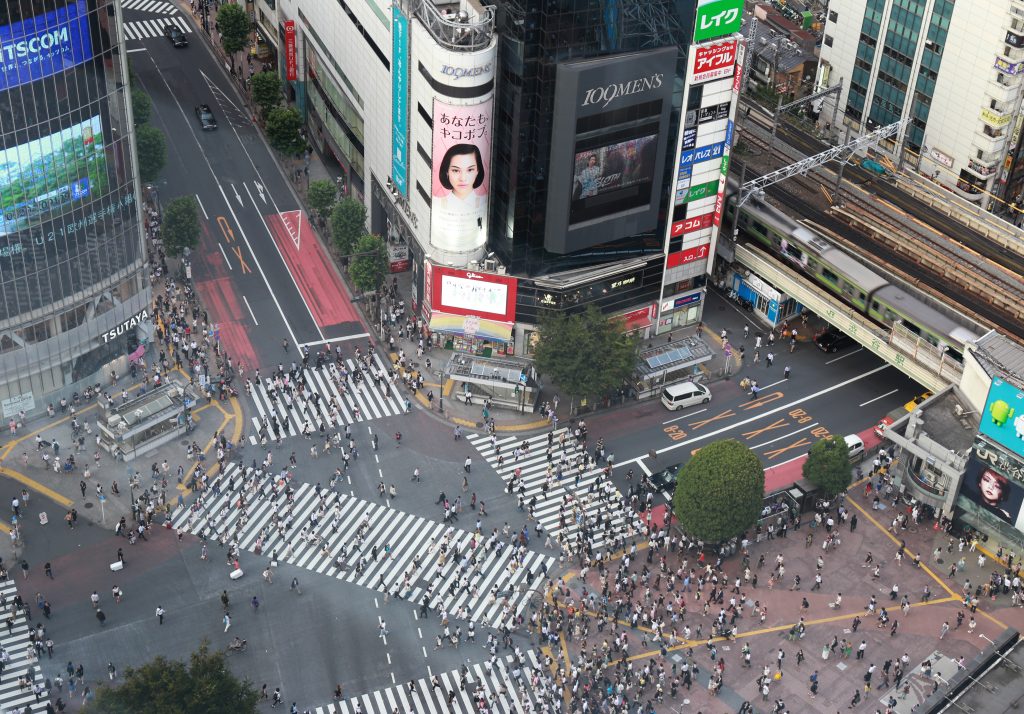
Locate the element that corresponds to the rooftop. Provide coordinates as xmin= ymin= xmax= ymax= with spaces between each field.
xmin=915 ymin=387 xmax=979 ymax=455
xmin=972 ymin=330 xmax=1024 ymax=387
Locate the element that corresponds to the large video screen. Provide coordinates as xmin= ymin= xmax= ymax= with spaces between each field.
xmin=0 ymin=0 xmax=93 ymax=91
xmin=961 ymin=454 xmax=1024 ymax=526
xmin=0 ymin=115 xmax=108 ymax=236
xmin=570 ymin=134 xmax=657 ymax=224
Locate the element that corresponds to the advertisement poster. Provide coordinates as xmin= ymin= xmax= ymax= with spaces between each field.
xmin=431 ymin=98 xmax=492 ymax=251
xmin=284 ymin=21 xmax=297 ymax=81
xmin=391 ymin=7 xmax=408 ymax=195
xmin=430 ymin=265 xmax=517 ymax=322
xmin=692 ymin=41 xmax=738 ymax=84
xmin=388 ymin=241 xmax=409 ymax=273
xmin=0 ymin=0 xmax=92 ymax=91
xmin=0 ymin=115 xmax=108 ymax=236
xmin=961 ymin=454 xmax=1024 ymax=525
xmin=570 ymin=135 xmax=657 ymax=224
xmin=980 ymin=376 xmax=1024 ymax=458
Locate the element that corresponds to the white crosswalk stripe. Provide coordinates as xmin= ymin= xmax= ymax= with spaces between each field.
xmin=246 ymin=353 xmax=405 ymax=444
xmin=0 ymin=580 xmax=49 ymax=712
xmin=467 ymin=429 xmax=644 ymax=556
xmin=123 ymin=17 xmax=190 ymax=39
xmin=172 ymin=470 xmax=553 ymax=629
xmin=122 ymin=0 xmax=177 ymax=12
xmin=311 ymin=650 xmax=555 ymax=714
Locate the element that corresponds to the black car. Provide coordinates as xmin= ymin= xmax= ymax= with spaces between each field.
xmin=195 ymin=104 xmax=217 ymax=131
xmin=814 ymin=329 xmax=855 ymax=353
xmin=647 ymin=464 xmax=681 ymax=495
xmin=163 ymin=24 xmax=189 ymax=47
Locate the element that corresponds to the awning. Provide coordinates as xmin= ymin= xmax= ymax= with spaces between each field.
xmin=429 ymin=312 xmax=513 ymax=342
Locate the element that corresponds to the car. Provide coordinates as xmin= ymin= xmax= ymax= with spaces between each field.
xmin=873 ymin=415 xmax=895 ymax=438
xmin=195 ymin=104 xmax=217 ymax=130
xmin=661 ymin=381 xmax=711 ymax=411
xmin=163 ymin=24 xmax=189 ymax=47
xmin=814 ymin=329 xmax=855 ymax=353
xmin=904 ymin=391 xmax=933 ymax=412
xmin=647 ymin=464 xmax=681 ymax=495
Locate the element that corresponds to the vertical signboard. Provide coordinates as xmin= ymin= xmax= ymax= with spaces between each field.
xmin=391 ymin=7 xmax=409 ymax=196
xmin=284 ymin=21 xmax=297 ymax=81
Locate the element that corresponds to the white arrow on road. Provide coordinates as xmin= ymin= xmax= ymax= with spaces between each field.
xmin=253 ymin=181 xmax=267 ymax=204
xmin=231 ymin=183 xmax=243 ymax=206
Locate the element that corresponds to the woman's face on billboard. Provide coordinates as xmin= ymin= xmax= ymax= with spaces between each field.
xmin=980 ymin=469 xmax=1005 ymax=505
xmin=447 ymin=153 xmax=479 ymax=198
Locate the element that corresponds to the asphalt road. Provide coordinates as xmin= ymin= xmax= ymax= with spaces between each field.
xmin=129 ymin=9 xmax=366 ymax=371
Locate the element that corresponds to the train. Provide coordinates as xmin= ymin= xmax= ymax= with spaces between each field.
xmin=729 ymin=191 xmax=983 ymax=359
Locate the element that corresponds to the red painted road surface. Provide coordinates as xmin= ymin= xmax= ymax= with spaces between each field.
xmin=264 ymin=211 xmax=359 ymax=329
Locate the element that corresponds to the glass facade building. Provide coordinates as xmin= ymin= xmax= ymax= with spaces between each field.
xmin=0 ymin=0 xmax=148 ymax=413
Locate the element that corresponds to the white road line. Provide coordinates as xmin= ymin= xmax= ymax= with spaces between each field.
xmin=300 ymin=334 xmax=371 ymax=348
xmin=663 ymin=407 xmax=707 ymax=424
xmin=125 ymin=47 xmax=147 ymax=53
xmin=859 ymin=388 xmax=899 ymax=407
xmin=195 ymin=194 xmax=208 ymax=219
xmin=637 ymin=460 xmax=652 ymax=476
xmin=749 ymin=422 xmax=818 ymax=450
xmin=243 ymin=295 xmax=259 ymax=325
xmin=218 ymin=242 xmax=232 ymax=269
xmin=826 ymin=348 xmax=864 ymax=364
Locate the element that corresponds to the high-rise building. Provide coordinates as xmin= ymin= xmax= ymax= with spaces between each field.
xmin=817 ymin=0 xmax=1024 ymax=209
xmin=0 ymin=0 xmax=149 ymax=414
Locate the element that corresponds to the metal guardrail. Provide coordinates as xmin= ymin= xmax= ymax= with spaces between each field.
xmin=409 ymin=0 xmax=495 ymax=52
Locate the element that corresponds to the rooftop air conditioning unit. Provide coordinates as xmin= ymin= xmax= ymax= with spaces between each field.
xmin=483 ymin=258 xmax=497 ymax=271
xmin=954 ymin=403 xmax=964 ymax=417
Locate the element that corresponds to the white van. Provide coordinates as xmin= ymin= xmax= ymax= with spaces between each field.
xmin=661 ymin=381 xmax=712 ymax=411
xmin=844 ymin=434 xmax=865 ymax=462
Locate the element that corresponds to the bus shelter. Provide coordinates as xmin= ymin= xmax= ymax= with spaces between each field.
xmin=444 ymin=355 xmax=538 ymax=413
xmin=634 ymin=336 xmax=713 ymax=400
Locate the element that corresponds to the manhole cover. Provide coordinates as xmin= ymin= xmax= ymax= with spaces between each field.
xmin=83 ymin=502 xmax=94 ymax=509
xmin=180 ymin=440 xmax=189 ymax=446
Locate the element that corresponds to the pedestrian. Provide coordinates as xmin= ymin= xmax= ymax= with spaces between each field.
xmin=117 ymin=548 xmax=124 ymax=565
xmin=784 ymin=365 xmax=791 ymax=379
xmin=272 ymin=688 xmax=282 ymax=707
xmin=766 ymin=351 xmax=775 ymax=367
xmin=96 ymin=609 xmax=106 ymax=626
xmin=19 ymin=560 xmax=28 ymax=579
xmin=44 ymin=562 xmax=53 ymax=579
xmin=223 ymin=613 xmax=231 ymax=632
xmin=251 ymin=596 xmax=260 ymax=612
xmin=464 ymin=457 xmax=472 ymax=473
xmin=107 ymin=662 xmax=116 ymax=680
xmin=940 ymin=621 xmax=949 ymax=639
xmin=156 ymin=606 xmax=165 ymax=624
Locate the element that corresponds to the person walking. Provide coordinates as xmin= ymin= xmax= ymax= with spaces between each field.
xmin=940 ymin=621 xmax=950 ymax=639
xmin=251 ymin=596 xmax=260 ymax=612
xmin=156 ymin=606 xmax=165 ymax=624
xmin=95 ymin=609 xmax=106 ymax=627
xmin=464 ymin=457 xmax=472 ymax=473
xmin=784 ymin=365 xmax=791 ymax=379
xmin=272 ymin=688 xmax=282 ymax=708
xmin=766 ymin=352 xmax=775 ymax=367
xmin=223 ymin=613 xmax=231 ymax=632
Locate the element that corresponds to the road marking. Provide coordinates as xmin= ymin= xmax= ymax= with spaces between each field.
xmin=637 ymin=460 xmax=652 ymax=477
xmin=860 ymin=389 xmax=898 ymax=407
xmin=617 ymin=364 xmax=891 ymax=465
xmin=125 ymin=47 xmax=147 ymax=53
xmin=825 ymin=348 xmax=864 ymax=364
xmin=195 ymin=194 xmax=208 ymax=219
xmin=218 ymin=242 xmax=231 ymax=269
xmin=299 ymin=335 xmax=371 ymax=348
xmin=749 ymin=422 xmax=817 ymax=449
xmin=230 ymin=245 xmax=252 ymax=273
xmin=242 ymin=295 xmax=258 ymax=325
xmin=663 ymin=408 xmax=707 ymax=425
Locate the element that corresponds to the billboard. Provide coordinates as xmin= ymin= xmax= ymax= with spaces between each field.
xmin=430 ymin=98 xmax=492 ymax=252
xmin=694 ymin=0 xmax=743 ymax=43
xmin=391 ymin=7 xmax=408 ymax=195
xmin=0 ymin=115 xmax=108 ymax=237
xmin=570 ymin=135 xmax=657 ymax=224
xmin=961 ymin=453 xmax=1024 ymax=526
xmin=692 ymin=41 xmax=738 ymax=84
xmin=980 ymin=376 xmax=1024 ymax=458
xmin=545 ymin=47 xmax=677 ymax=254
xmin=284 ymin=21 xmax=297 ymax=81
xmin=0 ymin=1 xmax=93 ymax=91
xmin=430 ymin=265 xmax=517 ymax=323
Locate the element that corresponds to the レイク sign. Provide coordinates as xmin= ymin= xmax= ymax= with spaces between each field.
xmin=693 ymin=0 xmax=743 ymax=43
xmin=284 ymin=21 xmax=297 ymax=81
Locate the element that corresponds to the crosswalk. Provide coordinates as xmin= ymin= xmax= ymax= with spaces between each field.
xmin=123 ymin=18 xmax=191 ymax=40
xmin=467 ymin=429 xmax=644 ymax=556
xmin=171 ymin=469 xmax=554 ymax=629
xmin=310 ymin=651 xmax=557 ymax=714
xmin=0 ymin=580 xmax=48 ymax=712
xmin=122 ymin=0 xmax=177 ymax=12
xmin=246 ymin=354 xmax=406 ymax=444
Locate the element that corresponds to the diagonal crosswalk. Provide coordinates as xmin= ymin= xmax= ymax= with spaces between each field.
xmin=0 ymin=580 xmax=49 ymax=712
xmin=121 ymin=0 xmax=177 ymax=12
xmin=123 ymin=18 xmax=191 ymax=40
xmin=171 ymin=469 xmax=553 ymax=629
xmin=310 ymin=650 xmax=557 ymax=714
xmin=246 ymin=353 xmax=405 ymax=445
xmin=467 ymin=429 xmax=644 ymax=556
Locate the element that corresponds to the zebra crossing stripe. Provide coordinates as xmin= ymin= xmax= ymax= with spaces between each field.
xmin=122 ymin=0 xmax=176 ymax=12
xmin=467 ymin=428 xmax=643 ymax=554
xmin=0 ymin=580 xmax=48 ymax=713
xmin=172 ymin=476 xmax=554 ymax=629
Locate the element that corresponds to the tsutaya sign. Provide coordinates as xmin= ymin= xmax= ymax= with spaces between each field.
xmin=693 ymin=0 xmax=743 ymax=43
xmin=102 ymin=309 xmax=149 ymax=344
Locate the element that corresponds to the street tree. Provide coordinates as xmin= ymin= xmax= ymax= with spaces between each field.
xmin=307 ymin=179 xmax=336 ymax=218
xmin=330 ymin=197 xmax=366 ymax=256
xmin=131 ymin=88 xmax=152 ymax=125
xmin=349 ymin=234 xmax=389 ymax=294
xmin=162 ymin=196 xmax=201 ymax=257
xmin=265 ymin=106 xmax=306 ymax=155
xmin=134 ymin=124 xmax=166 ymax=182
xmin=250 ymin=71 xmax=282 ymax=118
xmin=802 ymin=435 xmax=853 ymax=496
xmin=673 ymin=439 xmax=764 ymax=544
xmin=84 ymin=642 xmax=259 ymax=714
xmin=216 ymin=3 xmax=250 ymax=73
xmin=532 ymin=305 xmax=638 ymax=411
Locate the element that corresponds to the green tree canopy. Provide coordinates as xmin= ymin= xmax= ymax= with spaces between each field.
xmin=162 ymin=196 xmax=201 ymax=257
xmin=216 ymin=3 xmax=250 ymax=63
xmin=135 ymin=124 xmax=166 ymax=182
xmin=131 ymin=88 xmax=152 ymax=125
xmin=84 ymin=643 xmax=259 ymax=714
xmin=307 ymin=179 xmax=336 ymax=218
xmin=673 ymin=439 xmax=764 ymax=544
xmin=802 ymin=435 xmax=853 ymax=497
xmin=265 ymin=106 xmax=306 ymax=155
xmin=532 ymin=305 xmax=638 ymax=406
xmin=250 ymin=71 xmax=282 ymax=117
xmin=349 ymin=234 xmax=389 ymax=293
xmin=330 ymin=197 xmax=366 ymax=256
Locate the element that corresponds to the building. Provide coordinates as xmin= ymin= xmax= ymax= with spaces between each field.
xmin=276 ymin=0 xmax=746 ymax=358
xmin=742 ymin=5 xmax=819 ymax=100
xmin=816 ymin=0 xmax=1024 ymax=209
xmin=0 ymin=0 xmax=150 ymax=417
